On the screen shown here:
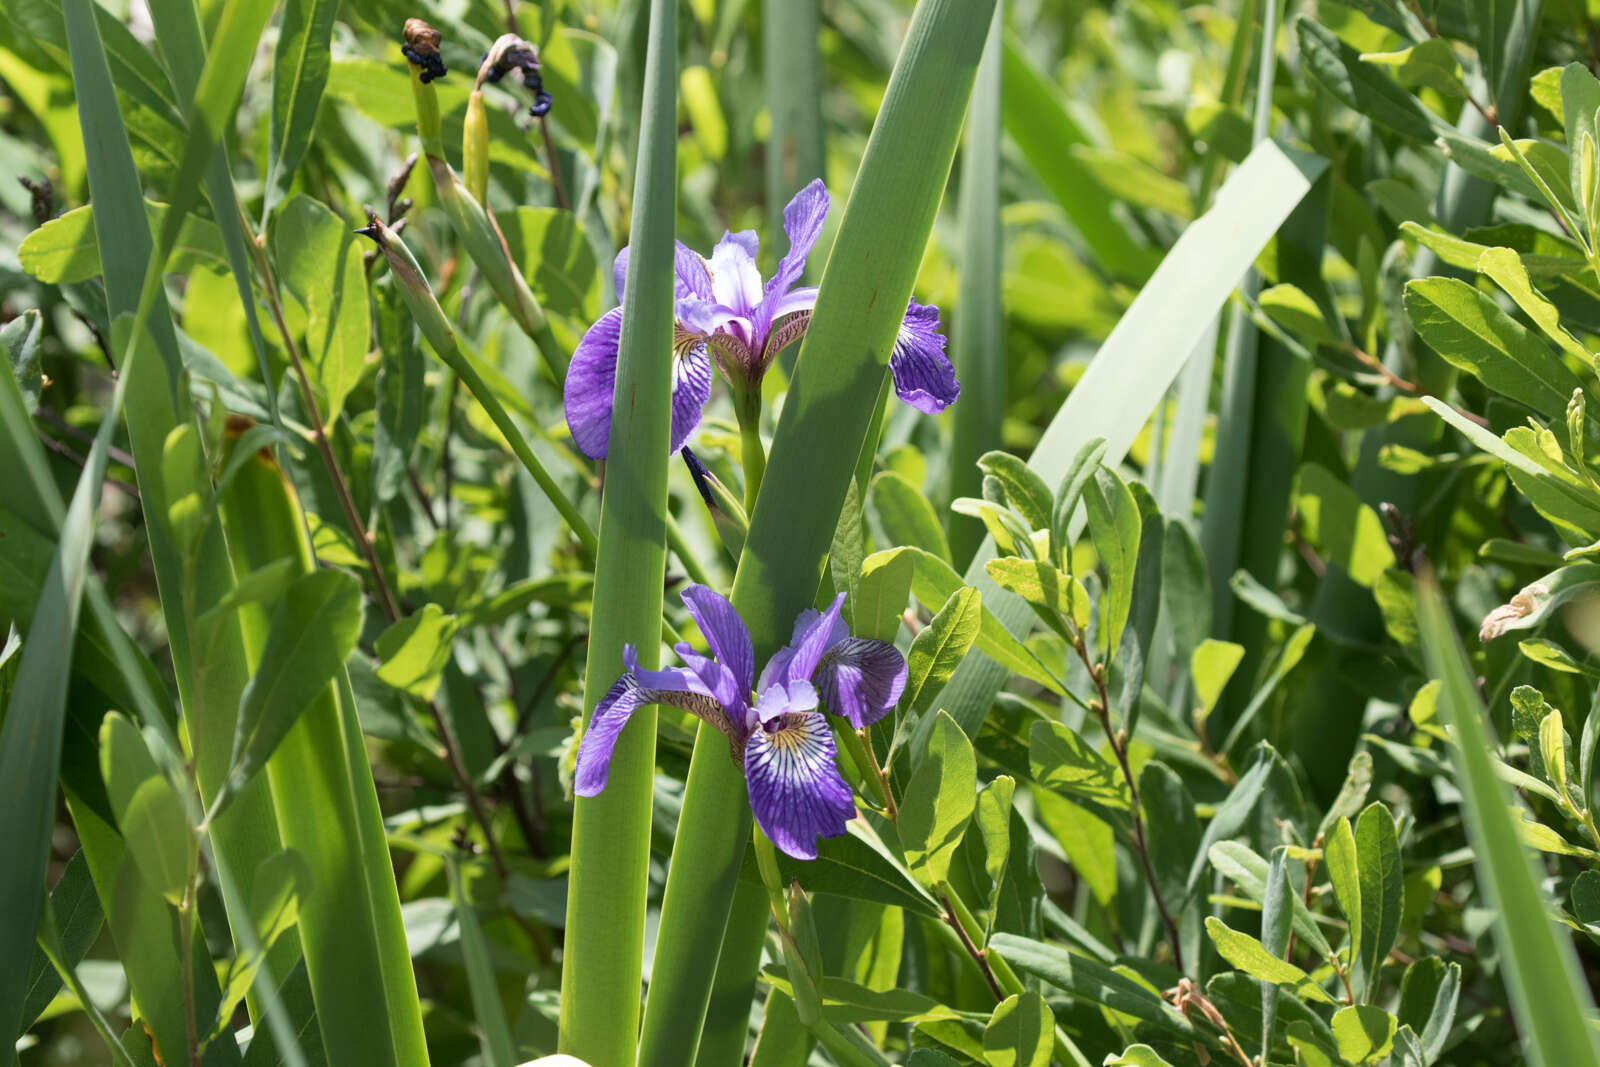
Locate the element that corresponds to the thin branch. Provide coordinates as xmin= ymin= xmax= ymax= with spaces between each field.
xmin=938 ymin=889 xmax=1005 ymax=1002
xmin=1075 ymin=633 xmax=1186 ymax=973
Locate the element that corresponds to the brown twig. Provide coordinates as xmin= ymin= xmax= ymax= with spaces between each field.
xmin=938 ymin=890 xmax=1005 ymax=1002
xmin=1075 ymin=634 xmax=1186 ymax=973
xmin=537 ymin=116 xmax=569 ymax=211
xmin=238 ymin=204 xmax=515 ymax=883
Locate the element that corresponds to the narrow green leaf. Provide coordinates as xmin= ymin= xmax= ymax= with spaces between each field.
xmin=1140 ymin=761 xmax=1199 ymax=908
xmin=982 ymin=991 xmax=1053 ymax=1067
xmin=901 ymin=710 xmax=978 ymax=886
xmin=374 ymin=604 xmax=459 ymax=702
xmin=449 ymin=859 xmax=515 ymax=1067
xmin=1296 ymin=18 xmax=1443 ymax=141
xmin=1028 ymin=721 xmax=1128 ymax=809
xmin=988 ymin=933 xmax=1196 ymax=1037
xmin=561 ymin=0 xmax=678 ymax=1057
xmin=904 ymin=588 xmax=983 ymax=718
xmin=1084 ymin=467 xmax=1141 ymax=659
xmin=229 ymin=569 xmax=363 ymax=796
xmin=999 ymin=39 xmax=1153 ymax=279
xmin=976 ymin=776 xmax=1015 ymax=941
xmin=264 ymin=0 xmax=336 ymax=209
xmin=268 ymin=195 xmax=371 ymax=424
xmin=870 ymin=470 xmax=952 ymax=562
xmin=1332 ymin=1005 xmax=1398 ymax=1064
xmin=19 ymin=851 xmax=102 ymax=1031
xmin=1205 ymin=917 xmax=1337 ymax=1003
xmin=979 ymin=453 xmax=1053 ymax=537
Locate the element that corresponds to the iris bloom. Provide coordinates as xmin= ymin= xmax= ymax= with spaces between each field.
xmin=563 ymin=178 xmax=961 ymax=459
xmin=574 ymin=585 xmax=907 ymax=859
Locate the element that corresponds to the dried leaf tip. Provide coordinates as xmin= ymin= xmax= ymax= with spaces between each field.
xmin=401 ymin=18 xmax=446 ymax=82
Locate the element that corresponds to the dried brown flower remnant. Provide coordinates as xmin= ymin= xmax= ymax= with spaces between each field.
xmin=477 ymin=34 xmax=552 ymax=116
xmin=402 ymin=18 xmax=446 ymax=82
xmin=1479 ymin=582 xmax=1549 ymax=642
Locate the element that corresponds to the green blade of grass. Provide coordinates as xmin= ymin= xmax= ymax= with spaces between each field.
xmin=1414 ymin=572 xmax=1600 ymax=1067
xmin=637 ymin=3 xmax=998 ymax=1063
xmin=448 ymin=859 xmax=515 ymax=1067
xmin=0 ymin=319 xmax=137 ymax=1061
xmin=930 ymin=139 xmax=1327 ymax=745
xmin=1199 ymin=0 xmax=1280 ymax=644
xmin=217 ymin=444 xmax=429 ymax=1067
xmin=947 ymin=1 xmax=1005 ymax=565
xmin=763 ymin=0 xmax=825 ymax=245
xmin=556 ymin=0 xmax=678 ymax=1061
xmin=1000 ymin=37 xmax=1157 ymax=281
xmin=40 ymin=0 xmax=279 ymax=1059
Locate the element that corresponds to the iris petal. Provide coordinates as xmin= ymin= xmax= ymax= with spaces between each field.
xmin=675 ymin=242 xmax=715 ymax=301
xmin=813 ymin=637 xmax=908 ymax=728
xmin=563 ymin=306 xmax=624 ymax=458
xmin=612 ymin=246 xmax=629 ymax=302
xmin=744 ymin=713 xmax=856 ymax=860
xmin=709 ymin=230 xmax=764 ymax=314
xmin=574 ymin=647 xmax=736 ymax=795
xmin=754 ymin=679 xmax=820 ymax=724
xmin=759 ymin=592 xmax=848 ymax=691
xmin=679 ymin=585 xmax=756 ymax=695
xmin=889 ymin=301 xmax=960 ymax=414
xmin=765 ymin=179 xmax=829 ymax=302
xmin=671 ymin=344 xmax=713 ymax=453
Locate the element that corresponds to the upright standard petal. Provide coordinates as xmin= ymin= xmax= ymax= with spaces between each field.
xmin=889 ymin=301 xmax=960 ymax=414
xmin=760 ymin=592 xmax=848 ymax=691
xmin=813 ymin=637 xmax=908 ymax=728
xmin=744 ymin=713 xmax=856 ymax=860
xmin=709 ymin=230 xmax=764 ymax=314
xmin=574 ymin=646 xmax=739 ymax=795
xmin=679 ymin=585 xmax=755 ymax=694
xmin=765 ymin=179 xmax=830 ymax=301
xmin=563 ymin=306 xmax=624 ymax=458
xmin=671 ymin=343 xmax=713 ymax=453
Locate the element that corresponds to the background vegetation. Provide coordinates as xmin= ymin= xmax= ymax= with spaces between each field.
xmin=8 ymin=0 xmax=1600 ymax=1063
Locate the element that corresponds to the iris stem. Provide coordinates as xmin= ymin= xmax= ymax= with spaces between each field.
xmin=737 ymin=396 xmax=767 ymax=513
xmin=751 ymin=824 xmax=790 ymax=927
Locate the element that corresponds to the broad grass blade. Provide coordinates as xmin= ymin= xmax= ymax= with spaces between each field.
xmin=947 ymin=2 xmax=1005 ymax=565
xmin=1414 ymin=573 xmax=1600 ymax=1067
xmin=638 ymin=2 xmax=998 ymax=1062
xmin=558 ymin=0 xmax=678 ymax=1062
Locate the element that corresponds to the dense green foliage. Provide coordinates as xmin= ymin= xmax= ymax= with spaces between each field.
xmin=11 ymin=0 xmax=1600 ymax=1064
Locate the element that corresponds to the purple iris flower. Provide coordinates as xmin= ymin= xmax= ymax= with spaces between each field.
xmin=574 ymin=585 xmax=908 ymax=860
xmin=563 ymin=178 xmax=961 ymax=459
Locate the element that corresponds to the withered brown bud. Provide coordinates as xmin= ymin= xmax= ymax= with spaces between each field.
xmin=401 ymin=19 xmax=446 ymax=82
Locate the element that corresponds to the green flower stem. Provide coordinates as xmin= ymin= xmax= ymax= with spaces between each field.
xmin=735 ymin=385 xmax=767 ymax=512
xmin=557 ymin=0 xmax=679 ymax=1061
xmin=751 ymin=826 xmax=790 ymax=926
xmin=362 ymin=215 xmax=598 ymax=561
xmin=407 ymin=56 xmax=568 ymax=381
